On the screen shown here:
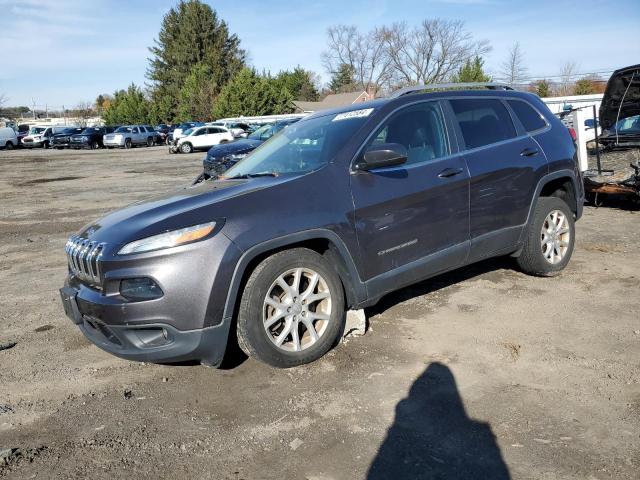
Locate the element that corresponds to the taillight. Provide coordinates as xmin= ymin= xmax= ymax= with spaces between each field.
xmin=568 ymin=127 xmax=577 ymax=141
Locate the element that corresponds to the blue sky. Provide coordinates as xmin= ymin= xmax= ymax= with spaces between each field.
xmin=1 ymin=0 xmax=638 ymax=108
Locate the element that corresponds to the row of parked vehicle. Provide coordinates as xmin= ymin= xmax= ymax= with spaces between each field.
xmin=0 ymin=118 xmax=300 ymax=155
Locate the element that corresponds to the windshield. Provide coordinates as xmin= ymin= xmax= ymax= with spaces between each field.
xmin=183 ymin=128 xmax=194 ymax=136
xmin=81 ymin=128 xmax=99 ymax=134
xmin=29 ymin=127 xmax=46 ymax=135
xmin=247 ymin=124 xmax=273 ymax=140
xmin=115 ymin=126 xmax=132 ymax=133
xmin=608 ymin=115 xmax=640 ymax=134
xmin=223 ymin=111 xmax=371 ymax=178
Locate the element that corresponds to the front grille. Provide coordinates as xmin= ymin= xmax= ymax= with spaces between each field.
xmin=65 ymin=236 xmax=105 ymax=285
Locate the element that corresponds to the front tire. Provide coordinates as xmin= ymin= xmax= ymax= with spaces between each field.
xmin=236 ymin=248 xmax=345 ymax=368
xmin=180 ymin=142 xmax=193 ymax=154
xmin=124 ymin=138 xmax=132 ymax=149
xmin=90 ymin=140 xmax=100 ymax=149
xmin=517 ymin=197 xmax=575 ymax=277
xmin=147 ymin=137 xmax=154 ymax=147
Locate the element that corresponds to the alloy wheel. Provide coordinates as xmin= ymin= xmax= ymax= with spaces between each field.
xmin=540 ymin=209 xmax=570 ymax=264
xmin=263 ymin=268 xmax=332 ymax=352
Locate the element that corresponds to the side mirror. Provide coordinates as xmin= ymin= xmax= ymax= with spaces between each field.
xmin=355 ymin=143 xmax=408 ymax=171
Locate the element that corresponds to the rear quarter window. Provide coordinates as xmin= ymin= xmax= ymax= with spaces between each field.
xmin=450 ymin=98 xmax=516 ymax=149
xmin=507 ymin=100 xmax=547 ymax=132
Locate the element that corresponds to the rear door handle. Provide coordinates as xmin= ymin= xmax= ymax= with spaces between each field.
xmin=520 ymin=147 xmax=539 ymax=157
xmin=438 ymin=167 xmax=464 ymax=178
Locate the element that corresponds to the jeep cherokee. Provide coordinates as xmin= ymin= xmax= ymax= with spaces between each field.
xmin=60 ymin=83 xmax=584 ymax=368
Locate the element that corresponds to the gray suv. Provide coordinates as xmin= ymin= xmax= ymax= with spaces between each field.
xmin=60 ymin=84 xmax=584 ymax=368
xmin=103 ymin=125 xmax=156 ymax=148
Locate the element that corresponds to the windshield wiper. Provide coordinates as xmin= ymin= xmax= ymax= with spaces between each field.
xmin=226 ymin=172 xmax=278 ymax=180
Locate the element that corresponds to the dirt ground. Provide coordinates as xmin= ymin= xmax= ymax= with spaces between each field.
xmin=1 ymin=146 xmax=639 ymax=479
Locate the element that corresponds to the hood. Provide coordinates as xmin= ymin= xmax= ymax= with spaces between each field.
xmin=206 ymin=138 xmax=262 ymax=158
xmin=599 ymin=64 xmax=640 ymax=130
xmin=75 ymin=175 xmax=291 ymax=248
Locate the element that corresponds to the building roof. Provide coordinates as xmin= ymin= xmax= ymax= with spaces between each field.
xmin=293 ymin=91 xmax=369 ymax=113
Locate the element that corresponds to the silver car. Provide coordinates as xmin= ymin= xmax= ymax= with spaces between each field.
xmin=103 ymin=125 xmax=156 ymax=149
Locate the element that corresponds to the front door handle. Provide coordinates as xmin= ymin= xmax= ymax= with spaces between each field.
xmin=438 ymin=167 xmax=464 ymax=178
xmin=520 ymin=147 xmax=539 ymax=157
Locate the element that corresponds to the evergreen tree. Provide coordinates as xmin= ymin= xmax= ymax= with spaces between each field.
xmin=213 ymin=68 xmax=294 ymax=118
xmin=276 ymin=67 xmax=319 ymax=101
xmin=177 ymin=63 xmax=218 ymax=121
xmin=147 ymin=0 xmax=245 ymax=122
xmin=102 ymin=84 xmax=150 ymax=125
xmin=451 ymin=56 xmax=491 ymax=83
xmin=531 ymin=79 xmax=551 ymax=98
xmin=329 ymin=63 xmax=356 ymax=93
xmin=574 ymin=77 xmax=597 ymax=95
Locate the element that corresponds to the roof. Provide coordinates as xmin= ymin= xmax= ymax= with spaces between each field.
xmin=294 ymin=91 xmax=369 ymax=113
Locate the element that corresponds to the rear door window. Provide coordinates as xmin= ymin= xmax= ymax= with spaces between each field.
xmin=366 ymin=102 xmax=449 ymax=166
xmin=450 ymin=98 xmax=516 ymax=149
xmin=507 ymin=100 xmax=547 ymax=132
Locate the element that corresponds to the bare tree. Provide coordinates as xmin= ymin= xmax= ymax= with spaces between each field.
xmin=322 ymin=25 xmax=392 ymax=92
xmin=69 ymin=101 xmax=95 ymax=127
xmin=500 ymin=42 xmax=528 ymax=87
xmin=377 ymin=19 xmax=490 ymax=87
xmin=0 ymin=93 xmax=7 ymax=110
xmin=558 ymin=61 xmax=578 ymax=96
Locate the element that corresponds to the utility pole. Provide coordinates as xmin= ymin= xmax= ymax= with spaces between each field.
xmin=31 ymin=98 xmax=36 ymax=120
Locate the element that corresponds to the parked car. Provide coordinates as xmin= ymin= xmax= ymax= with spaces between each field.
xmin=172 ymin=122 xmax=204 ymax=142
xmin=209 ymin=121 xmax=249 ymax=138
xmin=172 ymin=125 xmax=235 ymax=154
xmin=59 ymin=84 xmax=583 ymax=369
xmin=0 ymin=127 xmax=18 ymax=150
xmin=70 ymin=126 xmax=117 ymax=149
xmin=154 ymin=124 xmax=171 ymax=144
xmin=21 ymin=126 xmax=69 ymax=148
xmin=164 ymin=124 xmax=179 ymax=145
xmin=51 ymin=127 xmax=85 ymax=149
xmin=103 ymin=125 xmax=156 ymax=149
xmin=202 ymin=119 xmax=300 ymax=177
xmin=17 ymin=124 xmax=29 ymax=146
xmin=599 ymin=64 xmax=640 ymax=148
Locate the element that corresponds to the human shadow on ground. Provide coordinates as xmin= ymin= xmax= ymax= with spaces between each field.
xmin=367 ymin=362 xmax=510 ymax=480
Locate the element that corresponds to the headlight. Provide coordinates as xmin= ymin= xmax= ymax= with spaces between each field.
xmin=81 ymin=136 xmax=89 ymax=142
xmin=118 ymin=222 xmax=216 ymax=255
xmin=114 ymin=134 xmax=122 ymax=140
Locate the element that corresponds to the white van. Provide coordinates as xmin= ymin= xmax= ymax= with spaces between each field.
xmin=21 ymin=125 xmax=69 ymax=148
xmin=0 ymin=127 xmax=18 ymax=150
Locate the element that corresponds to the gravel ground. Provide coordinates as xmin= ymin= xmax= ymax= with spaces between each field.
xmin=0 ymin=146 xmax=639 ymax=479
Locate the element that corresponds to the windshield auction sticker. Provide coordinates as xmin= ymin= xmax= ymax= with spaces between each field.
xmin=332 ymin=108 xmax=374 ymax=122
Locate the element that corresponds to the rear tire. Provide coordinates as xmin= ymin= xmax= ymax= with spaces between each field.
xmin=517 ymin=197 xmax=575 ymax=277
xmin=90 ymin=140 xmax=99 ymax=149
xmin=5 ymin=142 xmax=14 ymax=150
xmin=236 ymin=248 xmax=345 ymax=368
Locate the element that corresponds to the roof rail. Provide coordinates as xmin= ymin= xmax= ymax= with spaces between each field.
xmin=389 ymin=82 xmax=514 ymax=99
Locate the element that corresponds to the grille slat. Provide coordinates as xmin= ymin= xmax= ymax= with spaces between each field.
xmin=65 ymin=236 xmax=105 ymax=285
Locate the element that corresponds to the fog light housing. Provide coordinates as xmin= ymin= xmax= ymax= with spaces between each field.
xmin=120 ymin=277 xmax=163 ymax=301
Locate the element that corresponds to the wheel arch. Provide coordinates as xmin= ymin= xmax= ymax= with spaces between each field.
xmin=221 ymin=230 xmax=367 ymax=325
xmin=518 ymin=170 xmax=582 ymax=245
